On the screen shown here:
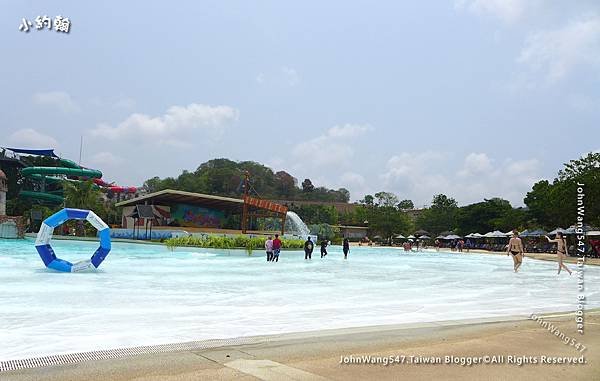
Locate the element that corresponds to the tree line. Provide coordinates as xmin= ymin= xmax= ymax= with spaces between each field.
xmin=143 ymin=158 xmax=351 ymax=202
xmin=292 ymin=153 xmax=600 ymax=240
xmin=6 ymin=152 xmax=596 ymax=240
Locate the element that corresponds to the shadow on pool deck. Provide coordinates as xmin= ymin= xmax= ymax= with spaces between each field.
xmin=3 ymin=309 xmax=599 ymax=381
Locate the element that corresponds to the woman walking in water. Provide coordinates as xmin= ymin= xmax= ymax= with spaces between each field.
xmin=342 ymin=237 xmax=350 ymax=259
xmin=506 ymin=230 xmax=524 ymax=272
xmin=545 ymin=232 xmax=572 ymax=275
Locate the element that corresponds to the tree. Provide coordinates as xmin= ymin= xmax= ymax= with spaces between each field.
xmin=374 ymin=191 xmax=399 ymax=208
xmin=431 ymin=194 xmax=457 ymax=209
xmin=63 ymin=180 xmax=104 ymax=236
xmin=143 ymin=176 xmax=166 ymax=193
xmin=456 ymin=198 xmax=514 ymax=235
xmin=291 ymin=204 xmax=338 ymax=225
xmin=302 ymin=178 xmax=314 ymax=193
xmin=308 ymin=223 xmax=340 ymax=240
xmin=360 ymin=194 xmax=374 ymax=206
xmin=369 ymin=206 xmax=412 ymax=242
xmin=336 ymin=188 xmax=351 ymax=202
xmin=416 ymin=194 xmax=458 ymax=235
xmin=63 ymin=180 xmax=103 ymax=210
xmin=525 ymin=152 xmax=600 ymax=228
xmin=397 ymin=199 xmax=414 ymax=210
xmin=274 ymin=171 xmax=296 ymax=197
xmin=140 ymin=158 xmax=358 ymax=203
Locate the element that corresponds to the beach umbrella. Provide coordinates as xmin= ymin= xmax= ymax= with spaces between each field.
xmin=548 ymin=227 xmax=568 ymax=235
xmin=484 ymin=230 xmax=507 ymax=238
xmin=520 ymin=229 xmax=546 ymax=237
xmin=373 ymin=235 xmax=382 ymax=240
xmin=565 ymin=225 xmax=596 ymax=235
xmin=394 ymin=234 xmax=405 ymax=239
xmin=407 ymin=234 xmax=416 ymax=239
xmin=445 ymin=234 xmax=462 ymax=240
xmin=419 ymin=235 xmax=431 ymax=239
xmin=435 ymin=235 xmax=445 ymax=239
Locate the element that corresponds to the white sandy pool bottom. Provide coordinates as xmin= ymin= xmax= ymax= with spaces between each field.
xmin=0 ymin=238 xmax=598 ymax=361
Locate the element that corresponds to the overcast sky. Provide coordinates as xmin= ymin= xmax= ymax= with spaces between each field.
xmin=1 ymin=1 xmax=599 ymax=207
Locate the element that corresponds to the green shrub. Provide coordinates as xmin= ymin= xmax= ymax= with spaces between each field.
xmin=164 ymin=234 xmax=304 ymax=253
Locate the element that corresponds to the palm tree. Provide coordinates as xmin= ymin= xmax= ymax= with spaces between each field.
xmin=62 ymin=180 xmax=103 ymax=235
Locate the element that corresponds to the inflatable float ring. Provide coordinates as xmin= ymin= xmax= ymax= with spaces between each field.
xmin=35 ymin=208 xmax=111 ymax=272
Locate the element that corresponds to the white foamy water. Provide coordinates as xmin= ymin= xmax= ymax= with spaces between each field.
xmin=0 ymin=238 xmax=598 ymax=361
xmin=285 ymin=211 xmax=310 ymax=237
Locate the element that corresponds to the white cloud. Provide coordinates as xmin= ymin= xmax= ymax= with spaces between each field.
xmin=90 ymin=103 xmax=239 ymax=146
xmin=281 ymin=66 xmax=300 ymax=86
xmin=255 ymin=73 xmax=265 ymax=84
xmin=328 ymin=124 xmax=373 ymax=138
xmin=8 ymin=128 xmax=58 ymax=148
xmin=382 ymin=151 xmax=445 ymax=180
xmin=293 ymin=136 xmax=353 ymax=167
xmin=458 ymin=152 xmax=493 ymax=177
xmin=292 ymin=124 xmax=372 ymax=168
xmin=88 ymin=151 xmax=122 ymax=167
xmin=381 ymin=151 xmax=542 ymax=206
xmin=455 ymin=0 xmax=535 ymax=24
xmin=340 ymin=171 xmax=365 ymax=187
xmin=32 ymin=91 xmax=79 ymax=114
xmin=517 ymin=15 xmax=600 ymax=82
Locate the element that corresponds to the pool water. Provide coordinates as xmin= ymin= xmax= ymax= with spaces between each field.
xmin=1 ymin=238 xmax=598 ymax=361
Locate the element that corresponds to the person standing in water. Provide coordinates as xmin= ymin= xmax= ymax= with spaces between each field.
xmin=304 ymin=236 xmax=314 ymax=260
xmin=545 ymin=232 xmax=572 ymax=275
xmin=320 ymin=239 xmax=328 ymax=258
xmin=265 ymin=236 xmax=274 ymax=261
xmin=506 ymin=230 xmax=525 ymax=272
xmin=272 ymin=234 xmax=282 ymax=262
xmin=342 ymin=237 xmax=350 ymax=259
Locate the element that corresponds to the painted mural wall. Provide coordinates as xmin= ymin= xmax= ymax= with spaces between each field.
xmin=171 ymin=203 xmax=225 ymax=228
xmin=121 ymin=204 xmax=225 ymax=229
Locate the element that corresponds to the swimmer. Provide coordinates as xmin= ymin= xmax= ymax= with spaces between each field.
xmin=506 ymin=230 xmax=524 ymax=272
xmin=272 ymin=234 xmax=282 ymax=262
xmin=342 ymin=237 xmax=350 ymax=259
xmin=320 ymin=240 xmax=328 ymax=258
xmin=545 ymin=232 xmax=572 ymax=275
xmin=304 ymin=236 xmax=314 ymax=260
xmin=265 ymin=235 xmax=274 ymax=261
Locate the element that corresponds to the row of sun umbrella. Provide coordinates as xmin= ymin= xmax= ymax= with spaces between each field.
xmin=437 ymin=226 xmax=600 ymax=240
xmin=378 ymin=226 xmax=600 ymax=242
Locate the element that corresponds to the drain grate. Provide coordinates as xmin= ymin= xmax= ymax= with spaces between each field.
xmin=0 ymin=336 xmax=265 ymax=372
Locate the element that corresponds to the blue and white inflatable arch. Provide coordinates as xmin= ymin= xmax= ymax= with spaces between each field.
xmin=35 ymin=208 xmax=111 ymax=272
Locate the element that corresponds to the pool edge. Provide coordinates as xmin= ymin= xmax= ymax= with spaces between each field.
xmin=2 ymin=308 xmax=598 ymax=372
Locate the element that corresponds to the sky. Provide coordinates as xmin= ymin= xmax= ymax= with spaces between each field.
xmin=1 ymin=1 xmax=599 ymax=207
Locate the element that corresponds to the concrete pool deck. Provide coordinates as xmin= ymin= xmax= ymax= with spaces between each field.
xmin=3 ymin=309 xmax=599 ymax=381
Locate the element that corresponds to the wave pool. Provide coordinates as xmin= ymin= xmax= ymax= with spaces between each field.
xmin=1 ymin=238 xmax=598 ymax=361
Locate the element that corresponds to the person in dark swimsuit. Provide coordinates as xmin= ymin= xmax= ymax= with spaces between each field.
xmin=342 ymin=237 xmax=350 ymax=259
xmin=304 ymin=236 xmax=314 ymax=260
xmin=320 ymin=240 xmax=328 ymax=258
xmin=506 ymin=230 xmax=524 ymax=272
